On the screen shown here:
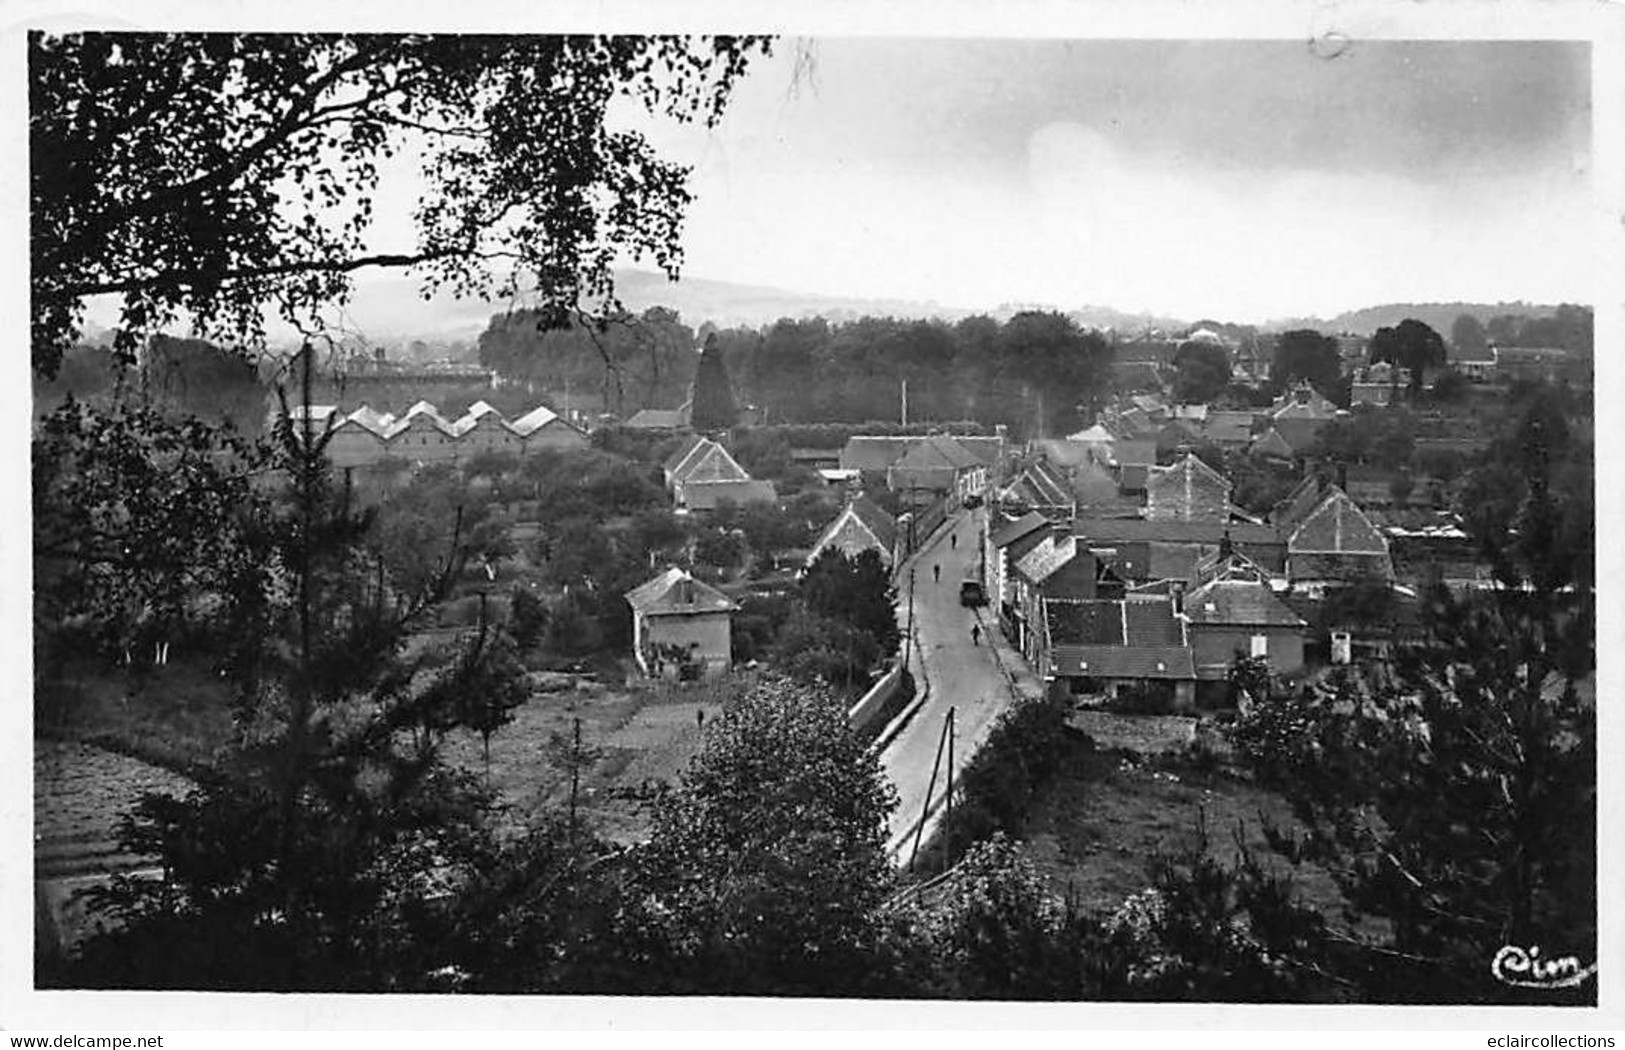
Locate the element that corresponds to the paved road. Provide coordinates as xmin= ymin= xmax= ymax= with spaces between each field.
xmin=879 ymin=506 xmax=1045 ymax=864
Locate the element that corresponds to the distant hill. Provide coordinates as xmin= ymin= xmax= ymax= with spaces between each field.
xmin=609 ymin=269 xmax=977 ymax=328
xmin=1265 ymin=301 xmax=1576 ymax=337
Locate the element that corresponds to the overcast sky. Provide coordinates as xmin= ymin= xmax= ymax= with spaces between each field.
xmin=620 ymin=37 xmax=1591 ymax=322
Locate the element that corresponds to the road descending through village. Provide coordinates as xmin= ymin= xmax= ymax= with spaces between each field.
xmin=879 ymin=506 xmax=1045 ymax=865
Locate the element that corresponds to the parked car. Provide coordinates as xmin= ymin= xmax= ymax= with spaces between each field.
xmin=959 ymin=578 xmax=987 ymax=607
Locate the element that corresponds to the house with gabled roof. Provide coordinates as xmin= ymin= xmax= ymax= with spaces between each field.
xmin=663 ymin=434 xmax=713 ymax=487
xmin=986 ymin=510 xmax=1053 ymax=621
xmin=666 ymin=438 xmax=775 ymax=511
xmin=506 ymin=403 xmax=588 ymax=451
xmin=1182 ymin=562 xmax=1308 ymax=681
xmin=997 ymin=456 xmax=1075 ymax=519
xmin=1145 ymin=452 xmax=1232 ymax=523
xmin=624 ymin=399 xmax=692 ymax=431
xmin=1250 ymin=426 xmax=1297 ymax=463
xmin=1269 ymin=381 xmax=1339 ymax=421
xmin=1007 ymin=533 xmax=1128 ymax=667
xmin=804 ymin=496 xmax=899 ymax=571
xmin=625 ymin=566 xmax=738 ymax=678
xmin=1074 ymin=516 xmax=1287 ymax=584
xmin=1042 ymin=595 xmax=1196 ymax=708
xmin=887 ymin=434 xmax=988 ymax=503
xmin=1287 ymin=487 xmax=1394 ymax=585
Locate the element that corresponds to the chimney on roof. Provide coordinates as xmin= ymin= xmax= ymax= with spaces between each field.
xmin=1218 ymin=529 xmax=1234 ymax=562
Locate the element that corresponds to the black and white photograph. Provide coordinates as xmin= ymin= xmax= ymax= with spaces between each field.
xmin=11 ymin=0 xmax=1623 ymax=1034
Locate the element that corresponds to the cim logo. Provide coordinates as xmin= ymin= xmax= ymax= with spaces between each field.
xmin=1491 ymin=944 xmax=1597 ymax=990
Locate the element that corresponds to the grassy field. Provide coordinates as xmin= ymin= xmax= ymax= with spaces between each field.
xmin=36 ymin=650 xmax=733 ymax=856
xmin=1021 ymin=733 xmax=1354 ymax=925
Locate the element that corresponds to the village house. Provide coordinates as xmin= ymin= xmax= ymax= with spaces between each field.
xmin=804 ymin=495 xmax=900 ymax=572
xmin=624 ymin=567 xmax=738 ymax=679
xmin=1285 ymin=485 xmax=1395 ymax=586
xmin=996 ymin=455 xmax=1076 ymax=520
xmin=1073 ymin=517 xmax=1288 ymax=586
xmin=1181 ymin=557 xmax=1308 ymax=683
xmin=664 ymin=436 xmax=776 ymax=512
xmin=1144 ymin=452 xmax=1232 ymax=522
xmin=885 ymin=434 xmax=990 ymax=504
xmin=1269 ymin=381 xmax=1340 ymax=421
xmin=288 ymin=398 xmax=587 ymax=468
xmin=623 ymin=399 xmax=692 ymax=431
xmin=1448 ymin=342 xmax=1497 ymax=381
xmin=1041 ymin=595 xmax=1197 ymax=710
xmin=1197 ymin=410 xmax=1261 ymax=451
xmin=1007 ymin=531 xmax=1127 ymax=667
xmin=986 ymin=510 xmax=1053 ymax=632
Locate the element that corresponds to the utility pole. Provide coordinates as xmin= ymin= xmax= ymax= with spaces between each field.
xmin=568 ymin=716 xmax=582 ymax=846
xmin=905 ymin=566 xmax=917 ymax=668
xmin=944 ymin=706 xmax=955 ymax=872
xmin=901 ymin=377 xmax=908 ymax=427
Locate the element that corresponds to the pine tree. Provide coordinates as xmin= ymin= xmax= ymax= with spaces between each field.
xmin=690 ymin=333 xmax=739 ymax=431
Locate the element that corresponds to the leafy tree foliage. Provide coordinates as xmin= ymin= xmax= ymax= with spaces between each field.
xmin=478 ymin=306 xmax=699 ymax=419
xmin=1171 ymin=340 xmax=1231 ymax=404
xmin=1368 ymin=319 xmax=1446 ymax=394
xmin=1271 ymin=329 xmax=1342 ymax=396
xmin=887 ymin=833 xmax=1107 ymax=999
xmin=801 ymin=548 xmax=900 ymax=655
xmin=690 ymin=332 xmax=739 ymax=431
xmin=32 ymin=31 xmax=769 ymax=378
xmin=33 ymin=397 xmax=269 ymax=681
xmin=1449 ymin=314 xmax=1487 ymax=357
xmin=61 ymin=381 xmax=532 ymax=990
xmin=631 ymin=675 xmax=898 ymax=994
xmin=1233 ymin=395 xmax=1594 ymax=1003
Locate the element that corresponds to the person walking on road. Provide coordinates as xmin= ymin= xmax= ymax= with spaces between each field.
xmin=951 ymin=532 xmax=958 ymax=551
xmin=971 ymin=623 xmax=981 ymax=646
xmin=933 ymin=563 xmax=941 ymax=584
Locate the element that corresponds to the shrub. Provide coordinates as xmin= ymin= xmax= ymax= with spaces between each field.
xmin=943 ymin=691 xmax=1072 ymax=857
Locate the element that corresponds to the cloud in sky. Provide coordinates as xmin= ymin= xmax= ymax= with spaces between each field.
xmin=638 ymin=37 xmax=1592 ymax=321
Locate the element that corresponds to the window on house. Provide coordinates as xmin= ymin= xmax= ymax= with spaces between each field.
xmin=1250 ymin=633 xmax=1268 ymax=658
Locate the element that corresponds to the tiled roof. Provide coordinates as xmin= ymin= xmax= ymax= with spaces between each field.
xmin=625 ymin=567 xmax=738 ymax=615
xmin=1250 ymin=427 xmax=1296 ymax=460
xmin=990 ymin=510 xmax=1051 ymax=549
xmin=1015 ymin=534 xmax=1077 ymax=585
xmin=1201 ymin=411 xmax=1259 ymax=445
xmin=681 ymin=479 xmax=776 ymax=509
xmin=840 ymin=436 xmax=915 ymax=472
xmin=1184 ymin=574 xmax=1307 ymax=627
xmin=894 ymin=434 xmax=982 ymax=471
xmin=848 ymin=496 xmax=898 ymax=551
xmin=1290 ymin=488 xmax=1388 ymax=554
xmin=1112 ymin=440 xmax=1158 ymax=466
xmin=1046 ymin=599 xmax=1125 ymax=645
xmin=1145 ymin=453 xmax=1232 ymax=516
xmin=1125 ymin=597 xmax=1187 ymax=645
xmin=1075 ymin=517 xmax=1282 ymax=546
xmin=1045 ymin=596 xmax=1185 ymax=647
xmin=673 ymin=441 xmax=750 ymax=485
xmin=663 ymin=434 xmax=710 ymax=475
xmin=1271 ymin=416 xmax=1329 ymax=453
xmin=808 ymin=496 xmax=898 ymax=566
xmin=1001 ymin=458 xmax=1073 ymax=509
xmin=508 ymin=404 xmax=566 ymax=436
xmin=1050 ymin=642 xmax=1196 ymax=680
xmin=954 ymin=435 xmax=1005 ymax=467
xmin=624 ymin=407 xmax=689 ymax=430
